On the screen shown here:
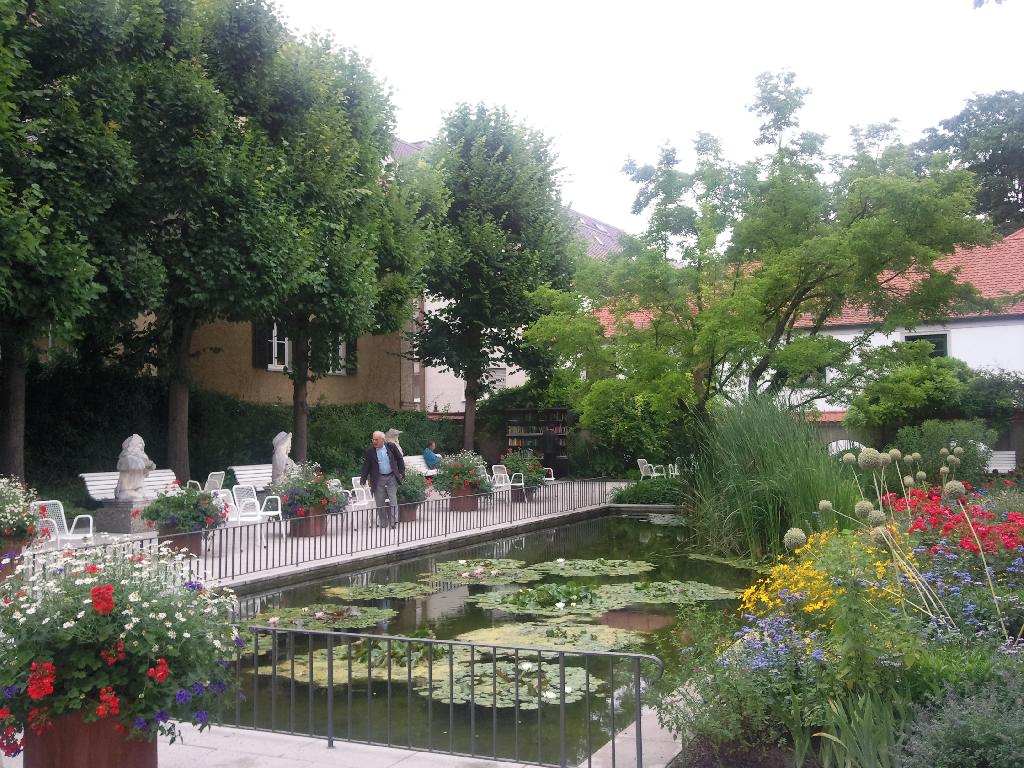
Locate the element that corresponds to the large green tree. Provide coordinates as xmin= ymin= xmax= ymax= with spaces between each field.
xmin=414 ymin=105 xmax=578 ymax=449
xmin=920 ymin=90 xmax=1024 ymax=235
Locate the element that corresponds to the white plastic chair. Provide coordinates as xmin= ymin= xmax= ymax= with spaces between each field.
xmin=667 ymin=457 xmax=682 ymax=479
xmin=637 ymin=459 xmax=666 ymax=480
xmin=187 ymin=471 xmax=226 ymax=492
xmin=350 ymin=477 xmax=373 ymax=509
xmin=231 ymin=485 xmax=282 ymax=523
xmin=30 ymin=500 xmax=93 ymax=544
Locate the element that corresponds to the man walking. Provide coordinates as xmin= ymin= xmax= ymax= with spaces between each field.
xmin=360 ymin=430 xmax=405 ymax=528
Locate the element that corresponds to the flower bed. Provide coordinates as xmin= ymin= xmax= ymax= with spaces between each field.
xmin=432 ymin=451 xmax=493 ymax=496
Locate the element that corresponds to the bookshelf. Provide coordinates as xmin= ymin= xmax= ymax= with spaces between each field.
xmin=505 ymin=407 xmax=570 ymax=477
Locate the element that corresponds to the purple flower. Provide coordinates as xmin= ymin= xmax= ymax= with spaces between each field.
xmin=175 ymin=689 xmax=192 ymax=704
xmin=133 ymin=718 xmax=148 ymax=730
xmin=194 ymin=709 xmax=209 ymax=724
xmin=154 ymin=710 xmax=170 ymax=723
xmin=208 ymin=681 xmax=227 ymax=694
xmin=3 ymin=685 xmax=20 ymax=698
xmin=233 ymin=636 xmax=245 ymax=648
xmin=185 ymin=581 xmax=203 ymax=591
xmin=191 ymin=682 xmax=205 ymax=696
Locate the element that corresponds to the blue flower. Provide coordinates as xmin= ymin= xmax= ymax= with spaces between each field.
xmin=208 ymin=681 xmax=227 ymax=694
xmin=185 ymin=581 xmax=203 ymax=591
xmin=2 ymin=685 xmax=20 ymax=698
xmin=194 ymin=709 xmax=209 ymax=724
xmin=233 ymin=636 xmax=245 ymax=648
xmin=191 ymin=682 xmax=205 ymax=696
xmin=175 ymin=689 xmax=192 ymax=704
xmin=133 ymin=718 xmax=148 ymax=730
xmin=154 ymin=710 xmax=170 ymax=723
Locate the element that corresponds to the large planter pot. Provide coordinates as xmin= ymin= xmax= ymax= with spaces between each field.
xmin=0 ymin=537 xmax=24 ymax=581
xmin=290 ymin=506 xmax=328 ymax=537
xmin=23 ymin=711 xmax=158 ymax=768
xmin=157 ymin=526 xmax=203 ymax=556
xmin=398 ymin=502 xmax=421 ymax=522
xmin=511 ymin=486 xmax=540 ymax=503
xmin=450 ymin=486 xmax=478 ymax=512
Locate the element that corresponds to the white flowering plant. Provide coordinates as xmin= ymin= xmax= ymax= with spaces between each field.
xmin=0 ymin=477 xmax=42 ymax=543
xmin=0 ymin=545 xmax=238 ymax=756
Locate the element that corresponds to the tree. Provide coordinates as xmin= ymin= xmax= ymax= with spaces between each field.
xmin=414 ymin=105 xmax=578 ymax=449
xmin=920 ymin=91 xmax=1024 ymax=235
xmin=527 ymin=72 xmax=994 ymax=428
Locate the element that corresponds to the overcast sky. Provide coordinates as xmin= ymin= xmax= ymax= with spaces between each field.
xmin=275 ymin=0 xmax=1023 ymax=233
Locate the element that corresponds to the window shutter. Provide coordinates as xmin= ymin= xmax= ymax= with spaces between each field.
xmin=252 ymin=323 xmax=270 ymax=369
xmin=345 ymin=337 xmax=358 ymax=374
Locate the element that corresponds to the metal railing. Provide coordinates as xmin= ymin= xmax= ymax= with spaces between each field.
xmin=38 ymin=478 xmax=607 ymax=584
xmin=228 ymin=624 xmax=663 ymax=768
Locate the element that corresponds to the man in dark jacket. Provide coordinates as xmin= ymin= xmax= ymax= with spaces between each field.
xmin=360 ymin=430 xmax=405 ymax=528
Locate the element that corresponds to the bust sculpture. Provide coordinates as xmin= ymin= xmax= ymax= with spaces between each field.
xmin=115 ymin=434 xmax=156 ymax=501
xmin=272 ymin=431 xmax=297 ymax=481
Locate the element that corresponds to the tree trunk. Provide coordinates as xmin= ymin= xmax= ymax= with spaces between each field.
xmin=292 ymin=332 xmax=310 ymax=462
xmin=463 ymin=375 xmax=482 ymax=451
xmin=0 ymin=338 xmax=27 ymax=480
xmin=166 ymin=316 xmax=194 ymax=482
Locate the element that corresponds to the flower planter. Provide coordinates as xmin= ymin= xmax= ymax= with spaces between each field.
xmin=0 ymin=538 xmax=24 ymax=581
xmin=511 ymin=486 xmax=540 ymax=504
xmin=23 ymin=711 xmax=157 ymax=768
xmin=398 ymin=502 xmax=421 ymax=522
xmin=450 ymin=486 xmax=478 ymax=512
xmin=290 ymin=505 xmax=327 ymax=537
xmin=157 ymin=526 xmax=203 ymax=556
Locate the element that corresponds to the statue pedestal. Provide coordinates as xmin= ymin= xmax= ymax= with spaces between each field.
xmin=95 ymin=500 xmax=153 ymax=534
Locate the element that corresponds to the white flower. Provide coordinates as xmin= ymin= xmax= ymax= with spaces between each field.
xmin=268 ymin=616 xmax=280 ymax=626
xmin=76 ymin=611 xmax=85 ymax=619
xmin=167 ymin=630 xmax=177 ymax=639
xmin=62 ymin=621 xmax=75 ymax=629
xmin=556 ymin=558 xmax=565 ymax=563
xmin=570 ymin=602 xmax=577 ymax=607
xmin=519 ymin=662 xmax=534 ymax=672
xmin=543 ymin=690 xmax=557 ymax=699
xmin=554 ymin=602 xmax=566 ymax=610
xmin=458 ymin=560 xmax=467 ymax=565
xmin=156 ymin=612 xmax=166 ymax=620
xmin=128 ymin=592 xmax=141 ymax=602
xmin=565 ymin=686 xmax=573 ymax=694
xmin=182 ymin=632 xmax=191 ymax=639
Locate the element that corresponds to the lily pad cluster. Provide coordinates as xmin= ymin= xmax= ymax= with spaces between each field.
xmin=415 ymin=659 xmax=603 ymax=709
xmin=455 ymin=620 xmax=642 ymax=655
xmin=323 ymin=582 xmax=435 ymax=600
xmin=251 ymin=603 xmax=397 ymax=631
xmin=596 ymin=580 xmax=740 ymax=605
xmin=529 ymin=558 xmax=655 ymax=577
xmin=469 ymin=582 xmax=607 ymax=616
xmin=421 ymin=558 xmax=542 ymax=586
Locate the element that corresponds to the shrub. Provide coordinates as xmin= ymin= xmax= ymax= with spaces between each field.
xmin=894 ymin=419 xmax=997 ymax=485
xmin=500 ymin=452 xmax=546 ymax=488
xmin=898 ymin=672 xmax=1024 ymax=768
xmin=397 ymin=472 xmax=428 ymax=504
xmin=267 ymin=463 xmax=348 ymax=520
xmin=432 ymin=451 xmax=493 ymax=494
xmin=686 ymin=398 xmax=858 ymax=560
xmin=139 ymin=486 xmax=229 ymax=531
xmin=610 ymin=478 xmax=685 ymax=505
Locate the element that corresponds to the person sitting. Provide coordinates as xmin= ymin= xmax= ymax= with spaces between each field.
xmin=423 ymin=441 xmax=442 ymax=470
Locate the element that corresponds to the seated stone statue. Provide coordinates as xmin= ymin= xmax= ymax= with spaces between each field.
xmin=115 ymin=434 xmax=156 ymax=501
xmin=272 ymin=431 xmax=298 ymax=482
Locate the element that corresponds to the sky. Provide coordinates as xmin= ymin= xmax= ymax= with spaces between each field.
xmin=274 ymin=0 xmax=1024 ymax=234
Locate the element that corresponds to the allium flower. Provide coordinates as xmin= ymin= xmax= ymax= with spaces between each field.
xmin=903 ymin=475 xmax=915 ymax=486
xmin=915 ymin=471 xmax=927 ymax=482
xmin=888 ymin=448 xmax=902 ymax=461
xmin=940 ymin=447 xmax=949 ymax=456
xmin=947 ymin=455 xmax=961 ymax=467
xmin=943 ymin=480 xmax=966 ymax=500
xmin=911 ymin=452 xmax=922 ymax=462
xmin=854 ymin=500 xmax=874 ymax=518
xmin=953 ymin=446 xmax=965 ymax=457
xmin=867 ymin=509 xmax=888 ymax=527
xmin=939 ymin=466 xmax=950 ymax=475
xmin=842 ymin=453 xmax=856 ymax=465
xmin=783 ymin=528 xmax=807 ymax=551
xmin=879 ymin=453 xmax=892 ymax=467
xmin=857 ymin=448 xmax=883 ymax=471
xmin=817 ymin=500 xmax=833 ymax=513
xmin=870 ymin=526 xmax=890 ymax=546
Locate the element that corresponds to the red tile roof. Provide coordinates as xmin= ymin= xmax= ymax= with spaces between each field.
xmin=819 ymin=228 xmax=1024 ymax=327
xmin=809 ymin=410 xmax=848 ymax=423
xmin=594 ymin=306 xmax=652 ymax=335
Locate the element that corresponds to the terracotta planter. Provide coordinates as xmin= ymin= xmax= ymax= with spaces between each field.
xmin=398 ymin=502 xmax=421 ymax=522
xmin=0 ymin=538 xmax=24 ymax=581
xmin=450 ymin=486 xmax=478 ymax=512
xmin=23 ymin=711 xmax=157 ymax=768
xmin=290 ymin=505 xmax=328 ymax=537
xmin=157 ymin=526 xmax=203 ymax=556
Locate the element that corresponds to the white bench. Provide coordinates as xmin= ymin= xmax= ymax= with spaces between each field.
xmin=987 ymin=450 xmax=1018 ymax=474
xmin=228 ymin=464 xmax=274 ymax=492
xmin=78 ymin=469 xmax=178 ymax=503
xmin=403 ymin=455 xmax=437 ymax=477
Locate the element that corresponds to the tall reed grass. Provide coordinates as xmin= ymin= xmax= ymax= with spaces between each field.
xmin=685 ymin=397 xmax=859 ymax=560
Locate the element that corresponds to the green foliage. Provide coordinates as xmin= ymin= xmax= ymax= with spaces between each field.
xmin=528 ymin=558 xmax=655 ymax=578
xmin=500 ymin=451 xmax=546 ymax=488
xmin=687 ymin=398 xmax=859 ymax=560
xmin=267 ymin=462 xmax=348 ymax=519
xmin=141 ymin=486 xmax=227 ymax=531
xmin=470 ymin=581 xmax=605 ymax=616
xmin=898 ymin=672 xmax=1024 ymax=768
xmin=250 ymin=603 xmax=397 ymax=632
xmin=595 ymin=580 xmax=740 ymax=604
xmin=432 ymin=450 xmax=493 ymax=494
xmin=396 ymin=472 xmax=428 ymax=504
xmin=421 ymin=558 xmax=541 ymax=586
xmin=610 ymin=478 xmax=686 ymax=505
xmin=416 ymin=660 xmax=602 ymax=710
xmin=454 ymin=620 xmax=641 ymax=655
xmin=894 ymin=419 xmax=997 ymax=485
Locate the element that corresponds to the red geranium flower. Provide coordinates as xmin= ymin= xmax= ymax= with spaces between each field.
xmin=27 ymin=662 xmax=56 ymax=701
xmin=90 ymin=584 xmax=115 ymax=615
xmin=147 ymin=658 xmax=170 ymax=682
xmin=95 ymin=686 xmax=120 ymax=718
xmin=100 ymin=640 xmax=125 ymax=666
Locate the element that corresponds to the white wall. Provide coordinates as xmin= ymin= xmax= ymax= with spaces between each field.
xmin=424 ymin=364 xmax=528 ymax=414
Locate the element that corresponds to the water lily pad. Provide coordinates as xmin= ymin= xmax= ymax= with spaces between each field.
xmin=645 ymin=514 xmax=688 ymax=527
xmin=416 ymin=660 xmax=603 ymax=709
xmin=529 ymin=558 xmax=655 ymax=577
xmin=468 ymin=582 xmax=627 ymax=616
xmin=250 ymin=603 xmax=397 ymax=632
xmin=596 ymin=581 xmax=741 ymax=605
xmin=324 ymin=582 xmax=436 ymax=600
xmin=421 ymin=558 xmax=542 ymax=586
xmin=455 ymin=619 xmax=642 ymax=655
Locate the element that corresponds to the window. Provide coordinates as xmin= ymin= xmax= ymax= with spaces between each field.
xmin=488 ymin=366 xmax=508 ymax=390
xmin=905 ymin=333 xmax=948 ymax=358
xmin=326 ymin=340 xmax=347 ymax=376
xmin=267 ymin=323 xmax=290 ymax=370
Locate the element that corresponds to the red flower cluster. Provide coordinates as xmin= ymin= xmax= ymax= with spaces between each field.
xmin=26 ymin=662 xmax=56 ymax=701
xmin=146 ymin=658 xmax=170 ymax=682
xmin=84 ymin=564 xmax=99 ymax=574
xmin=90 ymin=584 xmax=115 ymax=615
xmin=0 ymin=723 xmax=19 ymax=758
xmin=100 ymin=640 xmax=126 ymax=666
xmin=896 ymin=489 xmax=1024 ymax=553
xmin=95 ymin=686 xmax=120 ymax=718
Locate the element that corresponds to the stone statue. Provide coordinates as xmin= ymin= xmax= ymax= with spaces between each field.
xmin=115 ymin=434 xmax=156 ymax=501
xmin=385 ymin=427 xmax=404 ymax=456
xmin=272 ymin=431 xmax=297 ymax=481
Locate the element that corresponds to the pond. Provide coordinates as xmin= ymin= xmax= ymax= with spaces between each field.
xmin=232 ymin=514 xmax=754 ymax=765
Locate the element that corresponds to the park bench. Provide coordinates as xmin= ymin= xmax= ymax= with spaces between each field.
xmin=78 ymin=469 xmax=178 ymax=504
xmin=227 ymin=464 xmax=274 ymax=493
xmin=403 ymin=455 xmax=437 ymax=476
xmin=987 ymin=450 xmax=1018 ymax=475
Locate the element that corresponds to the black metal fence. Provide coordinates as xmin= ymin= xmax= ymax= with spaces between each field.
xmin=229 ymin=624 xmax=663 ymax=768
xmin=30 ymin=479 xmax=608 ymax=584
